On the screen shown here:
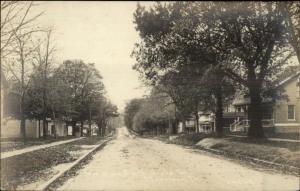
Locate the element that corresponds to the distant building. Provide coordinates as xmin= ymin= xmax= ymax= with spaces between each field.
xmin=177 ymin=112 xmax=215 ymax=134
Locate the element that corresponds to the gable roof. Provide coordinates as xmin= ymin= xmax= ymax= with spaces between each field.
xmin=232 ymin=72 xmax=300 ymax=106
xmin=277 ymin=71 xmax=300 ymax=87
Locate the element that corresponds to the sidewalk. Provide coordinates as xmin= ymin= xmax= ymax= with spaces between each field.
xmin=227 ymin=135 xmax=300 ymax=143
xmin=1 ymin=137 xmax=85 ymax=159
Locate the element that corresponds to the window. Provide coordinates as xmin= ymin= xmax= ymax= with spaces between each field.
xmin=288 ymin=105 xmax=295 ymax=120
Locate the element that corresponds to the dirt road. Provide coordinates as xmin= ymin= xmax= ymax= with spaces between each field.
xmin=58 ymin=127 xmax=299 ymax=191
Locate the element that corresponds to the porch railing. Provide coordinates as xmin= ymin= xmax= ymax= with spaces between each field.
xmin=230 ymin=119 xmax=274 ymax=132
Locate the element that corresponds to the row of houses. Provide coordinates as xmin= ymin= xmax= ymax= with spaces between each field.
xmin=178 ymin=72 xmax=300 ymax=135
xmin=0 ymin=72 xmax=118 ymax=139
xmin=1 ymin=116 xmax=101 ymax=139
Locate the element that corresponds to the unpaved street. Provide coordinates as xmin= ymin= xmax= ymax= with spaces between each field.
xmin=58 ymin=127 xmax=299 ymax=191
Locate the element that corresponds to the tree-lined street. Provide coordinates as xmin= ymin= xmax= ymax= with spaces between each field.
xmin=58 ymin=127 xmax=298 ymax=191
xmin=1 ymin=2 xmax=299 ymax=190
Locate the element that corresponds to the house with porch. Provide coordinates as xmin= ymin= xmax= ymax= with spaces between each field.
xmin=230 ymin=71 xmax=300 ymax=134
xmin=177 ymin=112 xmax=216 ymax=134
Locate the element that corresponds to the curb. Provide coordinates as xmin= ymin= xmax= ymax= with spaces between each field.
xmin=194 ymin=145 xmax=300 ymax=176
xmin=227 ymin=135 xmax=300 ymax=143
xmin=38 ymin=137 xmax=113 ymax=191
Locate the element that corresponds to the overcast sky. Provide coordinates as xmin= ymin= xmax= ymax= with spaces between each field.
xmin=37 ymin=1 xmax=152 ymax=112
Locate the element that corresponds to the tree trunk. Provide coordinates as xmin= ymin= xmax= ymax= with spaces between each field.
xmin=89 ymin=108 xmax=92 ymax=136
xmin=72 ymin=121 xmax=75 ymax=136
xmin=42 ymin=91 xmax=47 ymax=139
xmin=42 ymin=31 xmax=50 ymax=139
xmin=194 ymin=111 xmax=199 ymax=134
xmin=80 ymin=120 xmax=84 ymax=136
xmin=97 ymin=123 xmax=101 ymax=136
xmin=182 ymin=119 xmax=186 ymax=133
xmin=173 ymin=106 xmax=178 ymax=134
xmin=52 ymin=111 xmax=56 ymax=139
xmin=20 ymin=94 xmax=26 ymax=143
xmin=102 ymin=125 xmax=106 ymax=136
xmin=20 ymin=56 xmax=26 ymax=143
xmin=43 ymin=116 xmax=47 ymax=138
xmin=173 ymin=120 xmax=177 ymax=134
xmin=42 ymin=70 xmax=47 ymax=139
xmin=248 ymin=80 xmax=264 ymax=138
xmin=38 ymin=119 xmax=41 ymax=138
xmin=168 ymin=112 xmax=173 ymax=135
xmin=215 ymin=87 xmax=223 ymax=137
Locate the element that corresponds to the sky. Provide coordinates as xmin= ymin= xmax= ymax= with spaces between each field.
xmin=36 ymin=1 xmax=152 ymax=112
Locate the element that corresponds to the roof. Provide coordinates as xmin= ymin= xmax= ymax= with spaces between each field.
xmin=233 ymin=71 xmax=300 ymax=106
xmin=277 ymin=71 xmax=300 ymax=87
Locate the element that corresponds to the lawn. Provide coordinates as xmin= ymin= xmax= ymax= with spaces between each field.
xmin=0 ymin=136 xmax=105 ymax=190
xmin=195 ymin=136 xmax=300 ymax=175
xmin=209 ymin=137 xmax=300 ymax=168
xmin=154 ymin=133 xmax=300 ymax=176
xmin=1 ymin=136 xmax=75 ymax=152
xmin=167 ymin=133 xmax=214 ymax=146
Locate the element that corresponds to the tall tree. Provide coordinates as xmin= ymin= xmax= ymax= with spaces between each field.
xmin=132 ymin=2 xmax=234 ymax=136
xmin=5 ymin=29 xmax=39 ymax=142
xmin=55 ymin=60 xmax=105 ymax=136
xmin=32 ymin=30 xmax=55 ymax=138
xmin=207 ymin=2 xmax=289 ymax=138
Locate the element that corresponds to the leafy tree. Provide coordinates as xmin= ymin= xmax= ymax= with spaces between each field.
xmin=95 ymin=98 xmax=118 ymax=136
xmin=132 ymin=2 xmax=235 ymax=136
xmin=124 ymin=98 xmax=144 ymax=131
xmin=206 ymin=2 xmax=290 ymax=138
xmin=54 ymin=60 xmax=105 ymax=136
xmin=133 ymin=2 xmax=292 ymax=138
xmin=130 ymin=89 xmax=175 ymax=135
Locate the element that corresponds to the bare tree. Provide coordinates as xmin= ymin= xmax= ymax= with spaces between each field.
xmin=1 ymin=1 xmax=43 ymax=59
xmin=6 ymin=29 xmax=39 ymax=142
xmin=32 ymin=30 xmax=55 ymax=138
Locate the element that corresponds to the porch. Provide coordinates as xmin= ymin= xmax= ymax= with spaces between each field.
xmin=229 ymin=119 xmax=275 ymax=133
